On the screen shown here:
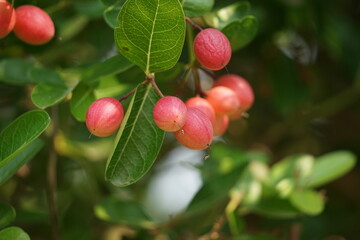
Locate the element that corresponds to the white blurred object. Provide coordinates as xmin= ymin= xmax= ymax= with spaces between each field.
xmin=143 ymin=146 xmax=204 ymax=222
xmin=187 ymin=68 xmax=214 ymax=92
xmin=274 ymin=30 xmax=318 ymax=65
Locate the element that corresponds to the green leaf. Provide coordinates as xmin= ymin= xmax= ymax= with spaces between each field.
xmin=204 ymin=1 xmax=250 ymax=29
xmin=234 ymin=234 xmax=278 ymax=240
xmin=28 ymin=68 xmax=64 ymax=86
xmin=103 ymin=0 xmax=126 ymax=28
xmin=182 ymin=0 xmax=214 ymax=17
xmin=105 ymin=83 xmax=165 ymax=187
xmin=187 ymin=164 xmax=248 ymax=214
xmin=31 ymin=84 xmax=71 ymax=109
xmin=0 ymin=139 xmax=44 ymax=185
xmin=0 ymin=204 xmax=16 ymax=228
xmin=307 ymin=151 xmax=356 ymax=188
xmin=253 ymin=197 xmax=300 ymax=218
xmin=222 ymin=16 xmax=258 ymax=51
xmin=0 ymin=227 xmax=30 ymax=240
xmin=70 ymin=83 xmax=96 ymax=122
xmin=0 ymin=110 xmax=51 ymax=167
xmin=0 ymin=59 xmax=35 ymax=85
xmin=81 ymin=54 xmax=134 ymax=83
xmin=114 ymin=0 xmax=186 ymax=74
xmin=95 ymin=197 xmax=155 ymax=228
xmin=289 ymin=189 xmax=324 ymax=215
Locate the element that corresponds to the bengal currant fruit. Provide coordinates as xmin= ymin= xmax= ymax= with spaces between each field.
xmin=14 ymin=5 xmax=55 ymax=45
xmin=193 ymin=28 xmax=231 ymax=71
xmin=86 ymin=97 xmax=124 ymax=137
xmin=214 ymin=74 xmax=254 ymax=111
xmin=213 ymin=115 xmax=229 ymax=137
xmin=153 ymin=96 xmax=187 ymax=132
xmin=174 ymin=107 xmax=213 ymax=150
xmin=206 ymin=86 xmax=239 ymax=115
xmin=0 ymin=0 xmax=15 ymax=39
xmin=185 ymin=97 xmax=215 ymax=125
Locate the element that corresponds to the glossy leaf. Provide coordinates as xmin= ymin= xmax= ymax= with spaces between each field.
xmin=95 ymin=197 xmax=155 ymax=228
xmin=222 ymin=16 xmax=259 ymax=51
xmin=114 ymin=0 xmax=186 ymax=74
xmin=187 ymin=163 xmax=247 ymax=214
xmin=0 ymin=227 xmax=30 ymax=240
xmin=182 ymin=0 xmax=214 ymax=17
xmin=0 ymin=139 xmax=43 ymax=185
xmin=0 ymin=110 xmax=50 ymax=167
xmin=204 ymin=1 xmax=250 ymax=29
xmin=70 ymin=83 xmax=96 ymax=122
xmin=81 ymin=54 xmax=134 ymax=83
xmin=105 ymin=83 xmax=165 ymax=187
xmin=289 ymin=189 xmax=324 ymax=215
xmin=0 ymin=204 xmax=16 ymax=228
xmin=307 ymin=151 xmax=356 ymax=188
xmin=32 ymin=84 xmax=71 ymax=109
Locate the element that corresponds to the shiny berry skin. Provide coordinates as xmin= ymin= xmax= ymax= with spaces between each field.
xmin=206 ymin=86 xmax=239 ymax=115
xmin=153 ymin=96 xmax=187 ymax=132
xmin=214 ymin=74 xmax=254 ymax=111
xmin=86 ymin=97 xmax=124 ymax=137
xmin=174 ymin=108 xmax=213 ymax=150
xmin=185 ymin=97 xmax=215 ymax=125
xmin=213 ymin=115 xmax=229 ymax=136
xmin=193 ymin=28 xmax=231 ymax=70
xmin=0 ymin=0 xmax=16 ymax=39
xmin=14 ymin=5 xmax=55 ymax=45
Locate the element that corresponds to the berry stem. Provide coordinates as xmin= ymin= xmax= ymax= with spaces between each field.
xmin=118 ymin=88 xmax=136 ymax=102
xmin=186 ymin=21 xmax=196 ymax=64
xmin=47 ymin=107 xmax=60 ymax=240
xmin=11 ymin=0 xmax=14 ymax=7
xmin=147 ymin=74 xmax=164 ymax=98
xmin=185 ymin=17 xmax=203 ymax=31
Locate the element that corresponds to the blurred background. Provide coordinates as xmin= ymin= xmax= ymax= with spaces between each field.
xmin=0 ymin=0 xmax=360 ymax=239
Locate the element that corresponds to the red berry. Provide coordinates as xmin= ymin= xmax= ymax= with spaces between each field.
xmin=185 ymin=97 xmax=215 ymax=125
xmin=86 ymin=97 xmax=124 ymax=137
xmin=213 ymin=114 xmax=229 ymax=136
xmin=0 ymin=0 xmax=16 ymax=39
xmin=174 ymin=108 xmax=213 ymax=150
xmin=206 ymin=86 xmax=239 ymax=115
xmin=14 ymin=5 xmax=55 ymax=45
xmin=193 ymin=28 xmax=231 ymax=70
xmin=153 ymin=96 xmax=187 ymax=132
xmin=215 ymin=74 xmax=254 ymax=111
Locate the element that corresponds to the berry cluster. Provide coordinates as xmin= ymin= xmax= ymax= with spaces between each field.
xmin=152 ymin=74 xmax=254 ymax=150
xmin=0 ymin=1 xmax=55 ymax=45
xmin=85 ymin=27 xmax=254 ymax=151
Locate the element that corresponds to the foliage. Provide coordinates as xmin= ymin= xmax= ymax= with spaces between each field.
xmin=1 ymin=0 xmax=359 ymax=239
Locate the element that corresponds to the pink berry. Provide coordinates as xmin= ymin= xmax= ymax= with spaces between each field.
xmin=185 ymin=97 xmax=215 ymax=125
xmin=214 ymin=74 xmax=254 ymax=111
xmin=206 ymin=86 xmax=239 ymax=115
xmin=174 ymin=108 xmax=213 ymax=150
xmin=0 ymin=0 xmax=16 ymax=39
xmin=153 ymin=96 xmax=187 ymax=132
xmin=86 ymin=97 xmax=124 ymax=137
xmin=193 ymin=28 xmax=231 ymax=71
xmin=14 ymin=5 xmax=55 ymax=45
xmin=213 ymin=115 xmax=229 ymax=136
